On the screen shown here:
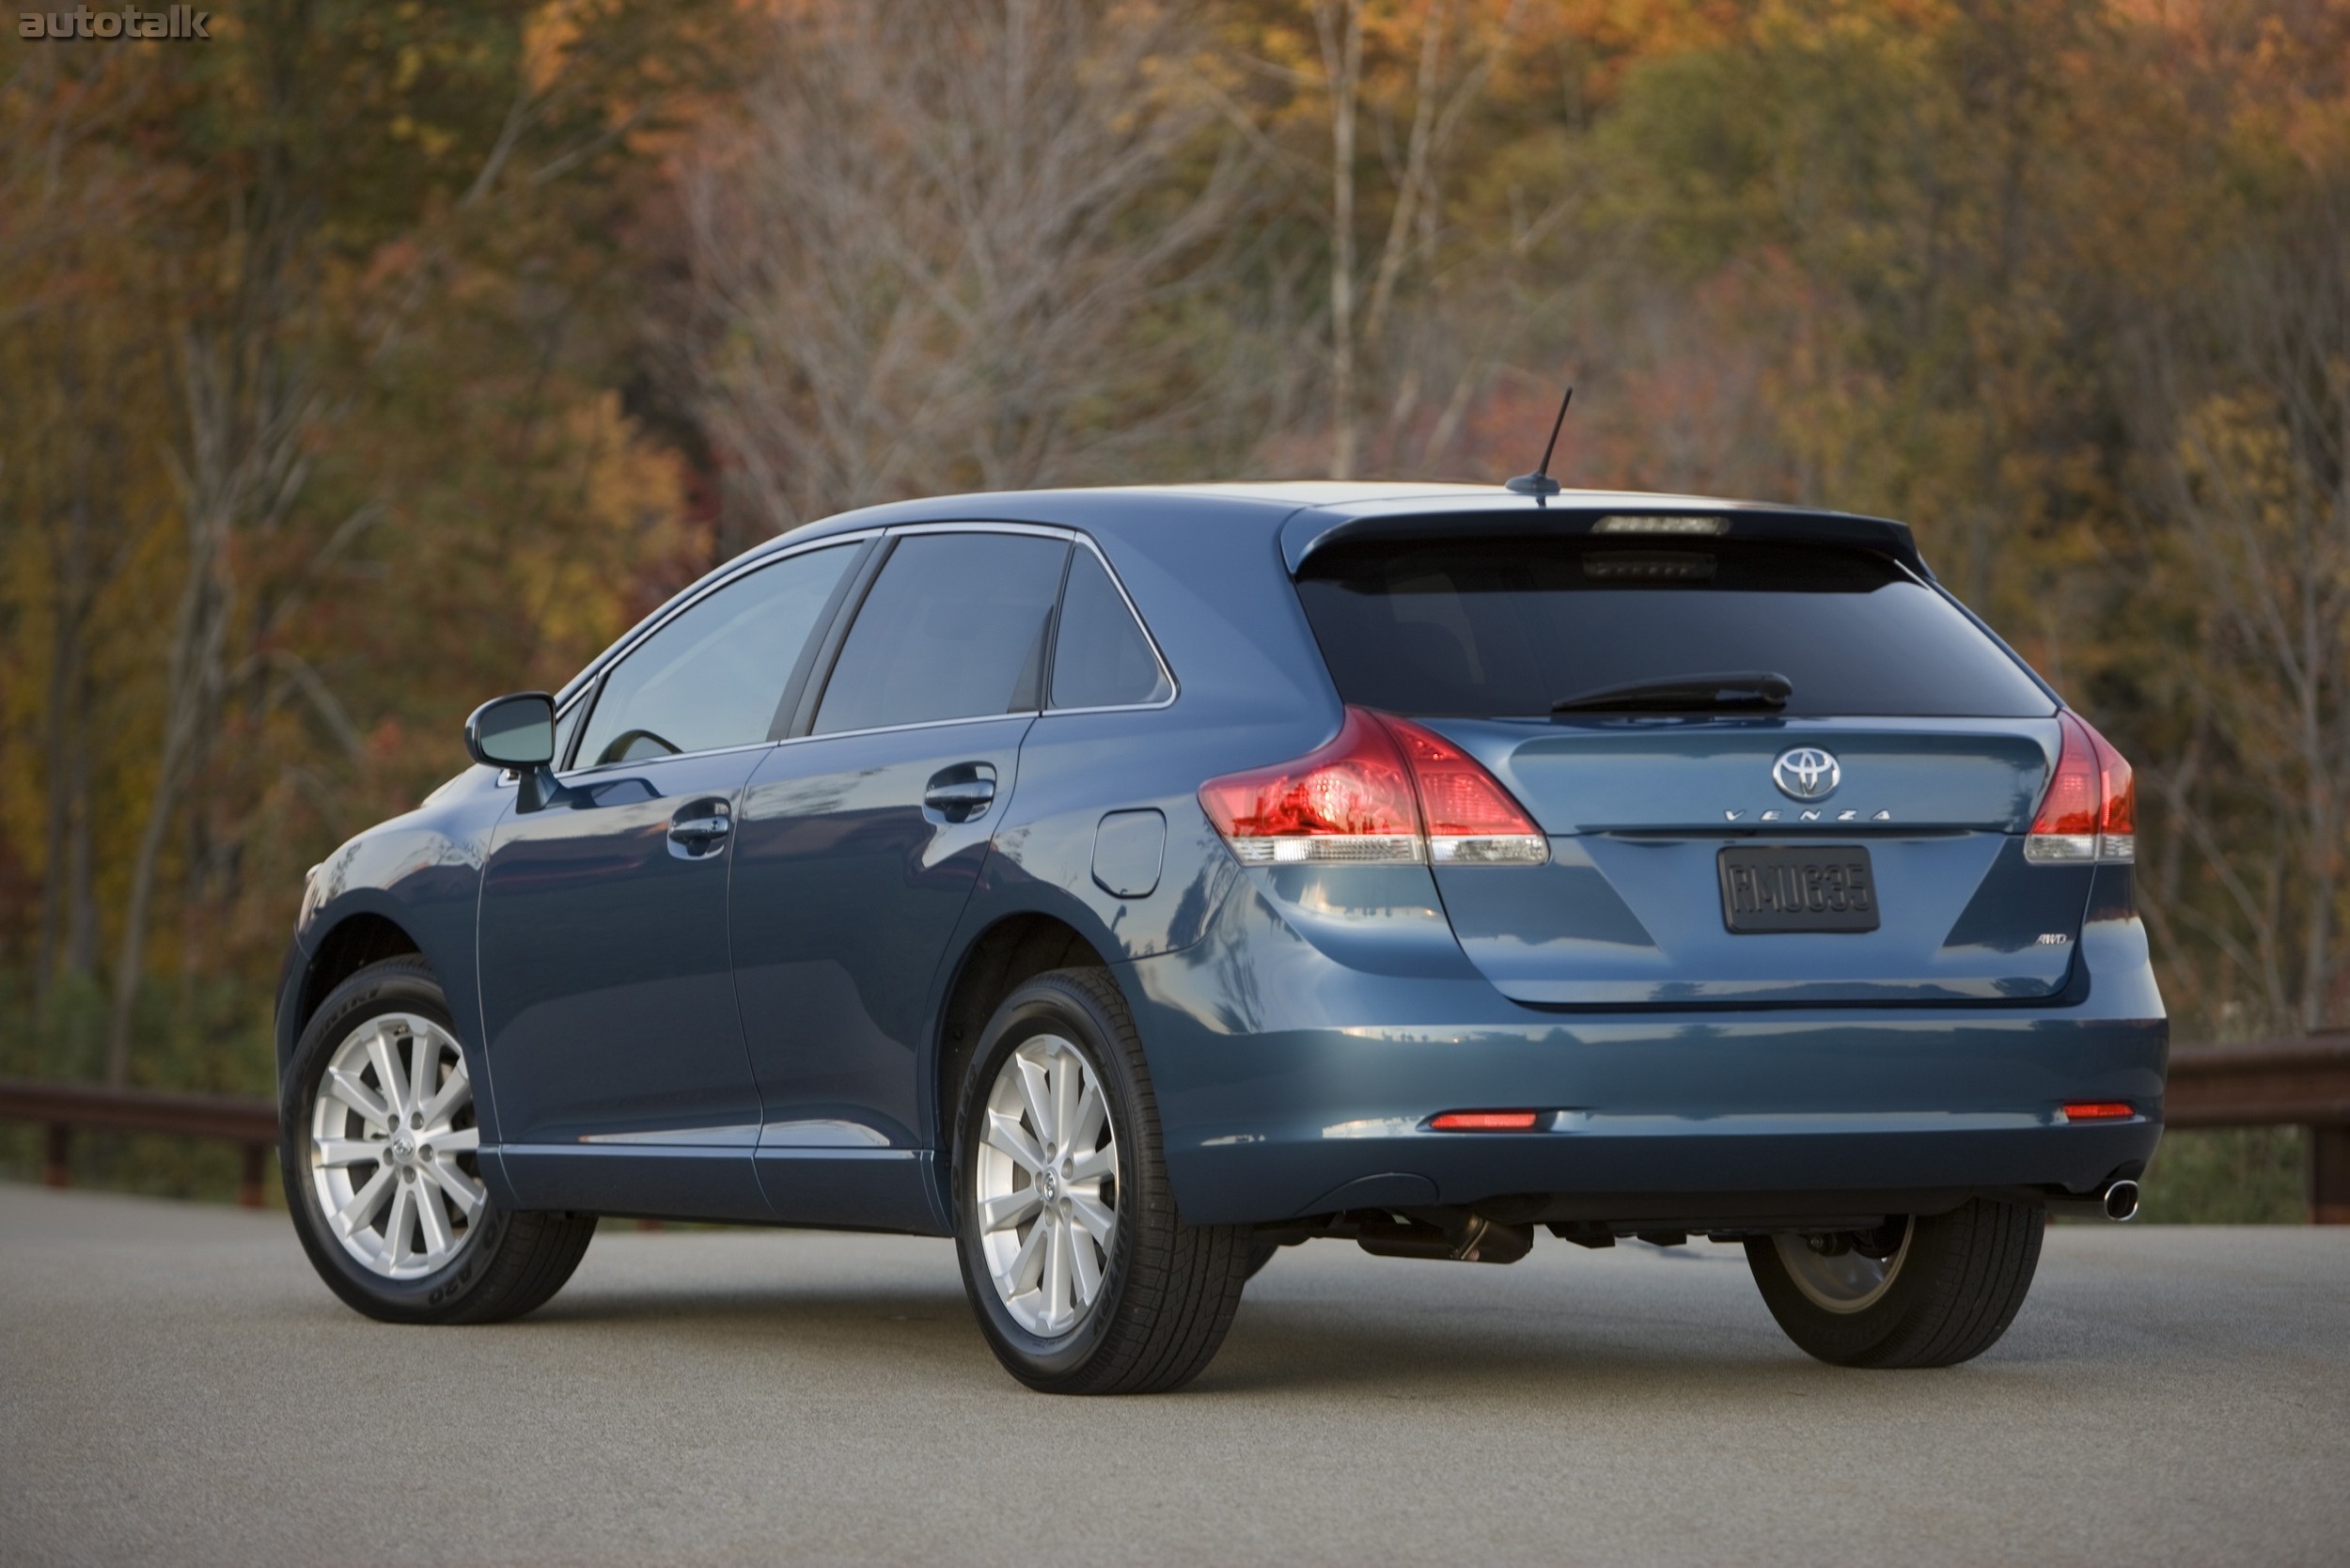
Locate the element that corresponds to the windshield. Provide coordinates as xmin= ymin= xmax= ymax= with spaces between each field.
xmin=1294 ymin=536 xmax=2053 ymax=719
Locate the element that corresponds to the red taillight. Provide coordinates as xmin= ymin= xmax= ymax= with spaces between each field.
xmin=1377 ymin=714 xmax=1548 ymax=864
xmin=2087 ymin=719 xmax=2135 ymax=860
xmin=2060 ymin=1101 xmax=2134 ymax=1122
xmin=1198 ymin=708 xmax=1422 ymax=865
xmin=1430 ymin=1110 xmax=1543 ymax=1131
xmin=2027 ymin=713 xmax=2135 ymax=865
xmin=1198 ymin=708 xmax=1547 ymax=867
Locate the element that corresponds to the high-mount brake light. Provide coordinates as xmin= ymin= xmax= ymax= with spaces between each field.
xmin=1592 ymin=515 xmax=1729 ymax=536
xmin=2026 ymin=712 xmax=2136 ymax=866
xmin=1198 ymin=707 xmax=1548 ymax=868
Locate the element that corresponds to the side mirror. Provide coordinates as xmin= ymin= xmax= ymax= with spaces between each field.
xmin=464 ymin=692 xmax=556 ymax=771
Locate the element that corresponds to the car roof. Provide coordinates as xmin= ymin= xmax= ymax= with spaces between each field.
xmin=762 ymin=480 xmax=1931 ymax=580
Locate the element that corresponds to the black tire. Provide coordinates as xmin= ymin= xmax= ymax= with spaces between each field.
xmin=1745 ymin=1198 xmax=2044 ymax=1368
xmin=1243 ymin=1237 xmax=1281 ymax=1280
xmin=281 ymin=956 xmax=597 ymax=1325
xmin=952 ymin=968 xmax=1253 ymax=1394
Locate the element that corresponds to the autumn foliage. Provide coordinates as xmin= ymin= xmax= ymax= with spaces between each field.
xmin=2 ymin=0 xmax=2346 ymax=1107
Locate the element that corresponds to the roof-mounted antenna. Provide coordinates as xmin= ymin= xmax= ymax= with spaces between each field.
xmin=1505 ymin=385 xmax=1573 ymax=497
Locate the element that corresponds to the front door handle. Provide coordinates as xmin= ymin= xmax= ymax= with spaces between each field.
xmin=923 ymin=764 xmax=997 ymax=823
xmin=667 ymin=799 xmax=733 ymax=857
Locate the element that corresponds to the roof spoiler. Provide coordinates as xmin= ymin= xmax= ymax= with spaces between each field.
xmin=1281 ymin=505 xmax=1933 ymax=581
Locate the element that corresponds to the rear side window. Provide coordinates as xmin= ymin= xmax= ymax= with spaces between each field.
xmin=1295 ymin=536 xmax=2052 ymax=719
xmin=815 ymin=533 xmax=1069 ymax=733
xmin=1051 ymin=549 xmax=1171 ymax=709
xmin=575 ymin=543 xmax=857 ymax=767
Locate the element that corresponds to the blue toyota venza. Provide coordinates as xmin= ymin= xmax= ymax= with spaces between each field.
xmin=277 ymin=482 xmax=2164 ymax=1392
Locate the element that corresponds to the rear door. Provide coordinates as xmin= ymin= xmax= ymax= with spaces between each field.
xmin=729 ymin=527 xmax=1070 ymax=1229
xmin=1294 ymin=530 xmax=2082 ymax=1006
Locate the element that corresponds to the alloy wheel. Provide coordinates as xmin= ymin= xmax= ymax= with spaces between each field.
xmin=974 ymin=1033 xmax=1120 ymax=1338
xmin=306 ymin=1011 xmax=486 ymax=1278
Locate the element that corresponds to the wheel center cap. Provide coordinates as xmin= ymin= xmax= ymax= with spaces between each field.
xmin=389 ymin=1134 xmax=415 ymax=1162
xmin=1041 ymin=1168 xmax=1058 ymax=1197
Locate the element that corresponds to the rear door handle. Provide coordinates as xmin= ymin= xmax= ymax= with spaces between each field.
xmin=923 ymin=765 xmax=997 ymax=823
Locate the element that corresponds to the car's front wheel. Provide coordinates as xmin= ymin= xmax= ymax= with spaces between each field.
xmin=1745 ymin=1198 xmax=2044 ymax=1368
xmin=953 ymin=968 xmax=1254 ymax=1394
xmin=282 ymin=956 xmax=597 ymax=1325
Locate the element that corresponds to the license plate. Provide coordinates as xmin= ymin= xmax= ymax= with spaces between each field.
xmin=1717 ymin=844 xmax=1879 ymax=933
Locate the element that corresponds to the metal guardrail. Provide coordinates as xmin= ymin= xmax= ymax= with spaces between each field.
xmin=2166 ymin=1038 xmax=2350 ymax=1224
xmin=5 ymin=1037 xmax=2349 ymax=1219
xmin=0 ymin=1076 xmax=278 ymax=1208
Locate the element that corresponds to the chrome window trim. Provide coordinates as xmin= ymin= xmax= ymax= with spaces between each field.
xmin=778 ymin=710 xmax=1042 ymax=747
xmin=558 ymin=736 xmax=790 ymax=780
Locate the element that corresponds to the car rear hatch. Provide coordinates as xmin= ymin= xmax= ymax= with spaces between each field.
xmin=1291 ymin=513 xmax=2089 ymax=1007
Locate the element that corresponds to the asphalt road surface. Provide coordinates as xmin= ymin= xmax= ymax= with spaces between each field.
xmin=4 ymin=1183 xmax=2345 ymax=1567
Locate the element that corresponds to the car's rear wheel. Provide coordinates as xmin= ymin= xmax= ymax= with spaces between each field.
xmin=953 ymin=968 xmax=1253 ymax=1394
xmin=1744 ymin=1198 xmax=2044 ymax=1368
xmin=282 ymin=956 xmax=597 ymax=1325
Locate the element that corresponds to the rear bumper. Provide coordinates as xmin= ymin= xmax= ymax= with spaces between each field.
xmin=1121 ymin=880 xmax=2167 ymax=1227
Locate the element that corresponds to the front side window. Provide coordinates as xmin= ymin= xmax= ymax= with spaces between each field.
xmin=1050 ymin=548 xmax=1171 ymax=709
xmin=575 ymin=543 xmax=857 ymax=768
xmin=813 ymin=533 xmax=1070 ymax=734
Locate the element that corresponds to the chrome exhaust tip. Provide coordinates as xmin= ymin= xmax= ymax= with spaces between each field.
xmin=2103 ymin=1179 xmax=2140 ymax=1222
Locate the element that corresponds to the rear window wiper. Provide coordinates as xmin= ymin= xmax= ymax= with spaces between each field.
xmin=1551 ymin=670 xmax=1793 ymax=716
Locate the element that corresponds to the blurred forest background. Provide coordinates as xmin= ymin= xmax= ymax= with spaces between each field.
xmin=1 ymin=0 xmax=2343 ymax=1217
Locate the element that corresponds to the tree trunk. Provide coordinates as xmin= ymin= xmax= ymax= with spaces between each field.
xmin=1319 ymin=0 xmax=1362 ymax=479
xmin=103 ymin=503 xmax=222 ymax=1087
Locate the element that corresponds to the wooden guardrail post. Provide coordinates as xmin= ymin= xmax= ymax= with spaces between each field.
xmin=2314 ymin=1125 xmax=2350 ymax=1227
xmin=238 ymin=1142 xmax=270 ymax=1209
xmin=44 ymin=1121 xmax=72 ymax=1189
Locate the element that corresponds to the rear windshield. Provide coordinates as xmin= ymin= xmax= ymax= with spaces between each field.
xmin=1294 ymin=536 xmax=2052 ymax=719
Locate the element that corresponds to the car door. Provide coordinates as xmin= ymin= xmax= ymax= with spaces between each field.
xmin=478 ymin=538 xmax=867 ymax=1220
xmin=729 ymin=526 xmax=1071 ymax=1231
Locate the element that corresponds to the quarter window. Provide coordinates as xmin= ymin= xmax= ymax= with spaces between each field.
xmin=575 ymin=543 xmax=857 ymax=768
xmin=814 ymin=533 xmax=1070 ymax=734
xmin=1050 ymin=548 xmax=1170 ymax=709
xmin=549 ymin=695 xmax=588 ymax=770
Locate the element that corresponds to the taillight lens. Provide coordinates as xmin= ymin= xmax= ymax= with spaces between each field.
xmin=1198 ymin=708 xmax=1423 ymax=865
xmin=2088 ymin=720 xmax=2135 ymax=861
xmin=2027 ymin=713 xmax=2136 ymax=865
xmin=1198 ymin=707 xmax=1548 ymax=868
xmin=1379 ymin=713 xmax=1548 ymax=864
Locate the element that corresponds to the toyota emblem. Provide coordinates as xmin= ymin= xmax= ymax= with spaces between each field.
xmin=1771 ymin=747 xmax=1841 ymax=801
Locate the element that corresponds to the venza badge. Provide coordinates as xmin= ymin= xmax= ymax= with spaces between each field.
xmin=1771 ymin=746 xmax=1841 ymax=801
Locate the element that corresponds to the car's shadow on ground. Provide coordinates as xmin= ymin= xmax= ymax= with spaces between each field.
xmin=500 ymin=1273 xmax=2079 ymax=1399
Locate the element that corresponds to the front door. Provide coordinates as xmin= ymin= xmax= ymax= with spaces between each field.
xmin=478 ymin=540 xmax=864 ymax=1218
xmin=730 ymin=528 xmax=1069 ymax=1231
